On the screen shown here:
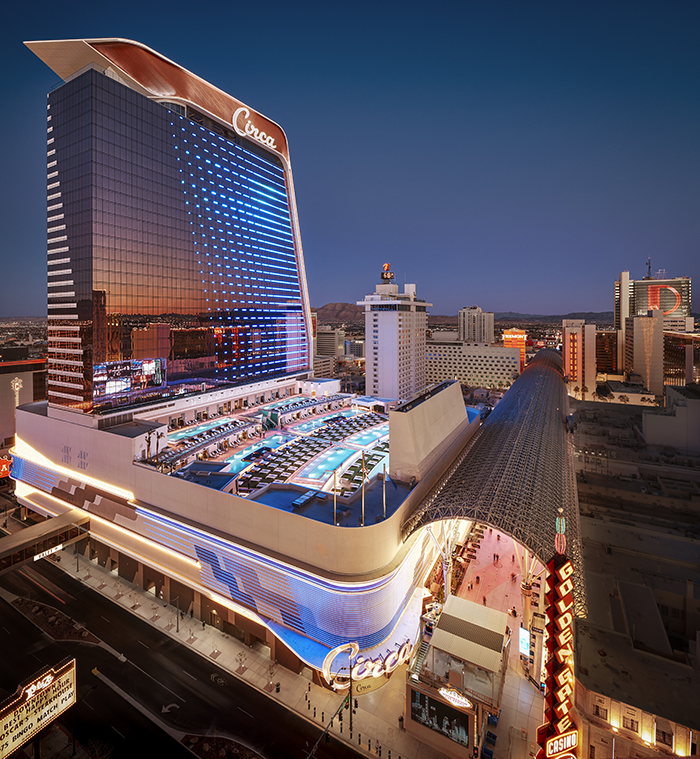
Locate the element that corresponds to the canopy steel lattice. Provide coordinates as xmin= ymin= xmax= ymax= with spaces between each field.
xmin=403 ymin=349 xmax=587 ymax=618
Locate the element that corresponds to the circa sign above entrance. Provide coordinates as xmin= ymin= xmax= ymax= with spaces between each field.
xmin=322 ymin=641 xmax=413 ymax=691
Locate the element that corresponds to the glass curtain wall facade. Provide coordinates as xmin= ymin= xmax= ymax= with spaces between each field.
xmin=47 ymin=67 xmax=309 ymax=415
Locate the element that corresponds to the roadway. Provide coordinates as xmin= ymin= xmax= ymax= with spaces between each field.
xmin=0 ymin=558 xmax=358 ymax=758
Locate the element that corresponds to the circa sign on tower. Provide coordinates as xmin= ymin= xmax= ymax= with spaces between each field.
xmin=233 ymin=106 xmax=278 ymax=150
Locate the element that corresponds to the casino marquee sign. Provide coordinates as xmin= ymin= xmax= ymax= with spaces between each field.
xmin=537 ymin=513 xmax=580 ymax=759
xmin=0 ymin=659 xmax=76 ymax=758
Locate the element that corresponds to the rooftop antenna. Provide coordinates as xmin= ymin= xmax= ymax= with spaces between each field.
xmin=646 ymin=257 xmax=652 ymax=278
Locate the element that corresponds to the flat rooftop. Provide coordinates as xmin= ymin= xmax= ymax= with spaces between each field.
xmin=393 ymin=381 xmax=455 ymax=413
xmin=576 ymin=474 xmax=700 ymax=731
xmin=576 ymin=622 xmax=700 ymax=732
xmin=164 ymin=399 xmax=407 ymax=526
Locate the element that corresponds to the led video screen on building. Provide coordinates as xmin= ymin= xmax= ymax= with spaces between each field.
xmin=410 ymin=688 xmax=469 ymax=747
xmin=93 ymin=358 xmax=166 ymax=399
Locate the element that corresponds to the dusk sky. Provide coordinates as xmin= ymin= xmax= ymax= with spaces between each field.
xmin=2 ymin=0 xmax=698 ymax=316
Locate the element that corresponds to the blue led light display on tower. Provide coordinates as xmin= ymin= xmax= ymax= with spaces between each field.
xmin=32 ymin=39 xmax=311 ymax=414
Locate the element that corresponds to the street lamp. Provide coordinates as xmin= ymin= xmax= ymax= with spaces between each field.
xmin=171 ymin=595 xmax=180 ymax=633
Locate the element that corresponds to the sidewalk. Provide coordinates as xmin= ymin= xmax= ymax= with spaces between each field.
xmin=53 ymin=546 xmax=447 ymax=759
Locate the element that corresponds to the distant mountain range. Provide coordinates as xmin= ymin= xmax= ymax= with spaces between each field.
xmin=313 ymin=303 xmax=617 ymax=325
xmin=492 ymin=311 xmax=615 ymax=324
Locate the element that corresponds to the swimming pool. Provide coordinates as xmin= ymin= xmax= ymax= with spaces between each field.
xmin=225 ymin=434 xmax=293 ymax=473
xmin=345 ymin=423 xmax=389 ymax=447
xmin=291 ymin=409 xmax=360 ymax=434
xmin=296 ymin=447 xmax=357 ymax=481
xmin=169 ymin=418 xmax=226 ymax=443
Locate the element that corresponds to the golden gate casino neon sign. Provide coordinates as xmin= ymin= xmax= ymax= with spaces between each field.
xmin=537 ymin=550 xmax=579 ymax=759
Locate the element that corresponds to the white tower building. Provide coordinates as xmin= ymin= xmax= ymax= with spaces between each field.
xmin=357 ymin=264 xmax=431 ymax=400
xmin=458 ymin=306 xmax=494 ymax=343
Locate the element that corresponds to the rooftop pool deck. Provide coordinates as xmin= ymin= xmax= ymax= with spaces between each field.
xmin=169 ymin=417 xmax=230 ymax=443
xmin=171 ymin=405 xmax=410 ymax=524
xmin=288 ymin=409 xmax=360 ymax=433
xmin=344 ymin=423 xmax=389 ymax=447
xmin=224 ymin=434 xmax=295 ymax=473
xmin=296 ymin=447 xmax=357 ymax=481
xmin=250 ymin=476 xmax=412 ymax=527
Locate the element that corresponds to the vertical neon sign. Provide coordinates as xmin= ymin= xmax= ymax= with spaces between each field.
xmin=537 ymin=510 xmax=579 ymax=759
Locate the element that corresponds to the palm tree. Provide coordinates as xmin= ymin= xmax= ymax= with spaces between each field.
xmin=618 ymin=394 xmax=629 ymax=404
xmin=581 ymin=385 xmax=589 ymax=401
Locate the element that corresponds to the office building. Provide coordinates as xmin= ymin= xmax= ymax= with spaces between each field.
xmin=425 ymin=340 xmax=520 ymax=388
xmin=625 ymin=311 xmax=664 ymax=397
xmin=316 ymin=326 xmax=345 ymax=358
xmin=312 ymin=354 xmax=337 ymax=378
xmin=1 ymin=359 xmax=46 ymax=456
xmin=29 ymin=38 xmax=311 ymax=417
xmin=562 ymin=320 xmax=597 ymax=399
xmin=345 ymin=339 xmax=365 ymax=359
xmin=458 ymin=306 xmax=494 ymax=344
xmin=664 ymin=331 xmax=700 ymax=387
xmin=595 ymin=329 xmax=618 ymax=375
xmin=614 ymin=269 xmax=692 ymax=371
xmin=357 ymin=264 xmax=431 ymax=400
xmin=502 ymin=328 xmax=527 ymax=373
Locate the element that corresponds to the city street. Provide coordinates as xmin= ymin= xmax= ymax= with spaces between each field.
xmin=0 ymin=560 xmax=358 ymax=758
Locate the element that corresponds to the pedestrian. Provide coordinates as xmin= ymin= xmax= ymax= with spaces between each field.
xmin=497 ymin=553 xmax=499 ymax=562
xmin=512 ymin=554 xmax=515 ymax=563
xmin=497 ymin=534 xmax=500 ymax=541
xmin=482 ymin=596 xmax=486 ymax=605
xmin=476 ymin=575 xmax=480 ymax=584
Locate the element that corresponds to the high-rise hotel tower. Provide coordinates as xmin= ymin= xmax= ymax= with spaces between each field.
xmin=28 ymin=39 xmax=311 ymax=416
xmin=12 ymin=40 xmax=460 ymax=694
xmin=357 ymin=264 xmax=431 ymax=400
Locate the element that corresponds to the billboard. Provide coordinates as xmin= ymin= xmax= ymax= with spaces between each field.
xmin=410 ymin=688 xmax=469 ymax=747
xmin=93 ymin=358 xmax=166 ymax=399
xmin=0 ymin=659 xmax=76 ymax=758
xmin=633 ymin=278 xmax=691 ymax=318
